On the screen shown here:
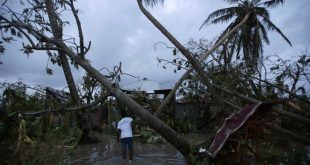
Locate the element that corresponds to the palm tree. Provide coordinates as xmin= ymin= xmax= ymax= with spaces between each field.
xmin=200 ymin=0 xmax=291 ymax=70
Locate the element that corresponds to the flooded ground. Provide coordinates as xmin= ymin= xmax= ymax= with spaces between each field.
xmin=68 ymin=135 xmax=186 ymax=165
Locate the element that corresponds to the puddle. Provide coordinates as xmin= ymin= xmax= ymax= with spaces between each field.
xmin=68 ymin=135 xmax=186 ymax=165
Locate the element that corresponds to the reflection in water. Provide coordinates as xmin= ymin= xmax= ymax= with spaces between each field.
xmin=68 ymin=135 xmax=186 ymax=165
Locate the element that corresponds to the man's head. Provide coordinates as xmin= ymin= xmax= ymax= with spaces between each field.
xmin=120 ymin=109 xmax=127 ymax=118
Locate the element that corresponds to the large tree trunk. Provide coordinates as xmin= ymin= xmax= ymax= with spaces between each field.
xmin=46 ymin=1 xmax=193 ymax=155
xmin=44 ymin=0 xmax=80 ymax=104
xmin=54 ymin=39 xmax=192 ymax=162
xmin=59 ymin=52 xmax=80 ymax=104
xmin=44 ymin=0 xmax=94 ymax=142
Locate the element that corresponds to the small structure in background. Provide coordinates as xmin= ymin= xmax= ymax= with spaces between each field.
xmin=122 ymin=87 xmax=205 ymax=128
xmin=45 ymin=87 xmax=70 ymax=104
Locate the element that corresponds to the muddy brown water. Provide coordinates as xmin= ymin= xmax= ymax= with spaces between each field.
xmin=67 ymin=135 xmax=186 ymax=165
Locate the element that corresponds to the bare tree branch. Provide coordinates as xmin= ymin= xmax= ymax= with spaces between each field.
xmin=24 ymin=45 xmax=66 ymax=51
xmin=67 ymin=0 xmax=86 ymax=57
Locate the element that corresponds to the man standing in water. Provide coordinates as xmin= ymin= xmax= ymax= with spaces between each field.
xmin=117 ymin=111 xmax=133 ymax=163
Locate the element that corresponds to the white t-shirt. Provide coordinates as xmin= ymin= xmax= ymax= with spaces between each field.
xmin=117 ymin=117 xmax=133 ymax=139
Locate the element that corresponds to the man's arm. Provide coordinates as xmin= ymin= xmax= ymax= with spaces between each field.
xmin=116 ymin=129 xmax=121 ymax=143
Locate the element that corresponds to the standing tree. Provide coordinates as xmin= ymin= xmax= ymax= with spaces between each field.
xmin=200 ymin=0 xmax=292 ymax=70
xmin=45 ymin=0 xmax=81 ymax=105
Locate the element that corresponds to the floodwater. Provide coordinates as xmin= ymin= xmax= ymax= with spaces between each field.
xmin=68 ymin=135 xmax=186 ymax=165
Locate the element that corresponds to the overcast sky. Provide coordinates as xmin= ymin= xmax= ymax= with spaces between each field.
xmin=0 ymin=0 xmax=309 ymax=93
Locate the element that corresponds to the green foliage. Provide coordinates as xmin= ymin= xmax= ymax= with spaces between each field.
xmin=1 ymin=82 xmax=45 ymax=113
xmin=0 ymin=81 xmax=82 ymax=164
xmin=139 ymin=126 xmax=165 ymax=143
xmin=81 ymin=73 xmax=103 ymax=104
xmin=44 ymin=127 xmax=82 ymax=145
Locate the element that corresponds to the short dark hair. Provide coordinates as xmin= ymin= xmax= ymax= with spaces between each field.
xmin=120 ymin=109 xmax=127 ymax=118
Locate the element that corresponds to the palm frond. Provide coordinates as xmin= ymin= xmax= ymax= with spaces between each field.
xmin=262 ymin=0 xmax=284 ymax=8
xmin=241 ymin=23 xmax=252 ymax=44
xmin=200 ymin=7 xmax=238 ymax=29
xmin=258 ymin=21 xmax=269 ymax=45
xmin=226 ymin=18 xmax=245 ymax=58
xmin=240 ymin=24 xmax=253 ymax=64
xmin=242 ymin=42 xmax=250 ymax=65
xmin=255 ymin=6 xmax=270 ymax=19
xmin=235 ymin=32 xmax=243 ymax=59
xmin=142 ymin=0 xmax=164 ymax=7
xmin=214 ymin=17 xmax=243 ymax=44
xmin=224 ymin=0 xmax=242 ymax=4
xmin=262 ymin=17 xmax=292 ymax=46
xmin=210 ymin=13 xmax=236 ymax=25
xmin=229 ymin=34 xmax=240 ymax=59
xmin=252 ymin=0 xmax=262 ymax=6
xmin=253 ymin=26 xmax=263 ymax=60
